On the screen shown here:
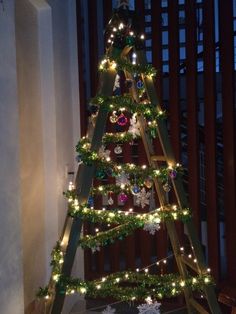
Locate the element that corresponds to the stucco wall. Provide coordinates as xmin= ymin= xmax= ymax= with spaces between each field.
xmin=0 ymin=0 xmax=24 ymax=313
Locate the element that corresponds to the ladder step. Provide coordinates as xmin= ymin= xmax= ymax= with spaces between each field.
xmin=181 ymin=255 xmax=199 ymax=273
xmin=151 ymin=155 xmax=166 ymax=162
xmin=189 ymin=298 xmax=209 ymax=314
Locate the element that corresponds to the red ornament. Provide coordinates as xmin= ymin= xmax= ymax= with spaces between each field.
xmin=117 ymin=113 xmax=128 ymax=126
xmin=118 ymin=192 xmax=128 ymax=204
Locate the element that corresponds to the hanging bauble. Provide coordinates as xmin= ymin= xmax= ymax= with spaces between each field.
xmin=117 ymin=113 xmax=128 ymax=126
xmin=96 ymin=169 xmax=106 ymax=179
xmin=106 ymin=168 xmax=113 ymax=177
xmin=108 ymin=196 xmax=114 ymax=205
xmin=136 ymin=80 xmax=144 ymax=89
xmin=126 ymin=36 xmax=135 ymax=46
xmin=163 ymin=182 xmax=171 ymax=192
xmin=169 ymin=169 xmax=177 ymax=179
xmin=144 ymin=177 xmax=153 ymax=189
xmin=131 ymin=184 xmax=140 ymax=195
xmin=118 ymin=192 xmax=128 ymax=204
xmin=110 ymin=112 xmax=118 ymax=123
xmin=125 ymin=79 xmax=133 ymax=89
xmin=114 ymin=145 xmax=122 ymax=154
xmin=88 ymin=195 xmax=94 ymax=207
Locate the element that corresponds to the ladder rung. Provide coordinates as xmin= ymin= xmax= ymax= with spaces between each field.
xmin=189 ymin=298 xmax=209 ymax=314
xmin=181 ymin=255 xmax=199 ymax=273
xmin=151 ymin=155 xmax=166 ymax=162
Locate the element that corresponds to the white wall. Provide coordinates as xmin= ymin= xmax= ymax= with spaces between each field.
xmin=0 ymin=0 xmax=24 ymax=313
xmin=15 ymin=0 xmax=82 ymax=311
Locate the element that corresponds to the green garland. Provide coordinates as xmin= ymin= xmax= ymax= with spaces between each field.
xmin=64 ymin=203 xmax=191 ymax=250
xmin=76 ymin=137 xmax=182 ymax=182
xmin=99 ymin=56 xmax=157 ymax=77
xmin=102 ymin=131 xmax=140 ymax=144
xmin=80 ymin=221 xmax=142 ymax=250
xmin=37 ymin=272 xmax=213 ymax=301
xmin=68 ymin=202 xmax=191 ymax=225
xmin=90 ymin=95 xmax=165 ymax=121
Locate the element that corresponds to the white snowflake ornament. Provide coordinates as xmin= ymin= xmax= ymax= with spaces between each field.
xmin=143 ymin=217 xmax=161 ymax=235
xmin=128 ymin=113 xmax=141 ymax=138
xmin=113 ymin=74 xmax=120 ymax=91
xmin=91 ymin=244 xmax=101 ymax=254
xmin=116 ymin=172 xmax=130 ymax=186
xmin=102 ymin=305 xmax=116 ymax=314
xmin=98 ymin=145 xmax=111 ymax=160
xmin=135 ymin=188 xmax=151 ymax=208
xmin=137 ymin=299 xmax=161 ymax=314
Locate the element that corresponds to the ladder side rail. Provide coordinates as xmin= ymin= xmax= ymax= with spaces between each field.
xmin=48 ymin=48 xmax=123 ymax=314
xmin=136 ymin=49 xmax=222 ymax=314
xmin=123 ymin=66 xmax=193 ymax=313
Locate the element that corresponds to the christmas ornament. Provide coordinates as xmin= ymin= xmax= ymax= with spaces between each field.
xmin=113 ymin=74 xmax=120 ymax=91
xmin=163 ymin=182 xmax=171 ymax=192
xmin=96 ymin=169 xmax=106 ymax=179
xmin=114 ymin=145 xmax=122 ymax=154
xmin=118 ymin=192 xmax=128 ymax=204
xmin=137 ymin=79 xmax=144 ymax=89
xmin=137 ymin=299 xmax=161 ymax=314
xmin=136 ymin=188 xmax=151 ymax=208
xmin=98 ymin=145 xmax=111 ymax=159
xmin=91 ymin=244 xmax=101 ymax=254
xmin=143 ymin=218 xmax=161 ymax=235
xmin=131 ymin=180 xmax=140 ymax=195
xmin=128 ymin=113 xmax=140 ymax=138
xmin=144 ymin=177 xmax=153 ymax=189
xmin=88 ymin=196 xmax=94 ymax=207
xmin=126 ymin=35 xmax=135 ymax=46
xmin=117 ymin=113 xmax=128 ymax=126
xmin=110 ymin=112 xmax=118 ymax=123
xmin=169 ymin=169 xmax=177 ymax=179
xmin=102 ymin=305 xmax=116 ymax=314
xmin=116 ymin=172 xmax=130 ymax=186
xmin=107 ymin=195 xmax=114 ymax=205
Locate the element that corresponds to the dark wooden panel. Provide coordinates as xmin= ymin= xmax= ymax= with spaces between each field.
xmin=185 ymin=0 xmax=201 ymax=233
xmin=76 ymin=0 xmax=87 ymax=137
xmin=138 ymin=141 xmax=151 ymax=268
xmin=203 ymin=0 xmax=220 ymax=282
xmin=88 ymin=0 xmax=99 ymax=97
xmin=103 ymin=0 xmax=112 ymax=27
xmin=151 ymin=0 xmax=168 ymax=267
xmin=219 ymin=0 xmax=236 ymax=284
xmin=122 ymin=143 xmax=136 ymax=270
xmin=151 ymin=0 xmax=163 ymax=100
xmin=168 ymin=0 xmax=181 ymax=159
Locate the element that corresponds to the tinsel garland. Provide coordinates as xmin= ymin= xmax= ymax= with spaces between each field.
xmin=102 ymin=131 xmax=140 ymax=144
xmin=76 ymin=138 xmax=182 ymax=181
xmin=67 ymin=202 xmax=192 ymax=225
xmin=90 ymin=95 xmax=165 ymax=121
xmin=99 ymin=56 xmax=157 ymax=78
xmin=37 ymin=272 xmax=213 ymax=301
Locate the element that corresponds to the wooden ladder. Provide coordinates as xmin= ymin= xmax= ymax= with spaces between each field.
xmin=44 ymin=25 xmax=221 ymax=314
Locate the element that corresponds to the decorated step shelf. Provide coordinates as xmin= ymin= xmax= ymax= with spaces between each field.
xmin=37 ymin=6 xmax=222 ymax=314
